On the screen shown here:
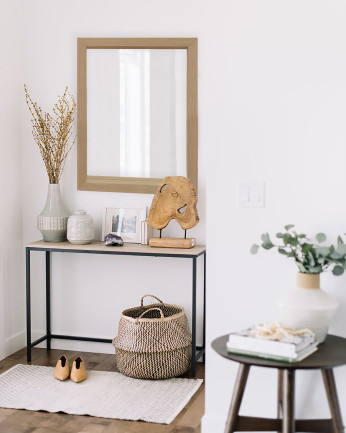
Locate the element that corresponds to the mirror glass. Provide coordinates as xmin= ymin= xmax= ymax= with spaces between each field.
xmin=87 ymin=49 xmax=187 ymax=179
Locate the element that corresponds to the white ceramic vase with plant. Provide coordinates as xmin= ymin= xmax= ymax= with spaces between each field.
xmin=251 ymin=225 xmax=345 ymax=343
xmin=25 ymin=86 xmax=76 ymax=242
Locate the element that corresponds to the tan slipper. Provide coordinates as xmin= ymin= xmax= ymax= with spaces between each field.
xmin=54 ymin=355 xmax=70 ymax=381
xmin=70 ymin=356 xmax=87 ymax=383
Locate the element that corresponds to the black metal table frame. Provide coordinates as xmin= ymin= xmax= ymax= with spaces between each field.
xmin=25 ymin=245 xmax=206 ymax=376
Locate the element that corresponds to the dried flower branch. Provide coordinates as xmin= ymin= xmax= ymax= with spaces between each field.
xmin=24 ymin=85 xmax=76 ymax=184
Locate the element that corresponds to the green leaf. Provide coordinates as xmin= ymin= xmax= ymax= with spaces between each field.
xmin=296 ymin=262 xmax=307 ymax=273
xmin=261 ymin=233 xmax=273 ymax=250
xmin=276 ymin=233 xmax=284 ymax=238
xmin=315 ymin=246 xmax=331 ymax=257
xmin=298 ymin=233 xmax=307 ymax=238
xmin=332 ymin=265 xmax=344 ymax=276
xmin=278 ymin=248 xmax=289 ymax=255
xmin=287 ymin=236 xmax=298 ymax=246
xmin=302 ymin=243 xmax=313 ymax=254
xmin=285 ymin=224 xmax=295 ymax=231
xmin=261 ymin=233 xmax=271 ymax=244
xmin=261 ymin=242 xmax=274 ymax=250
xmin=307 ymin=251 xmax=315 ymax=266
xmin=338 ymin=236 xmax=344 ymax=245
xmin=316 ymin=233 xmax=327 ymax=243
xmin=330 ymin=251 xmax=343 ymax=260
xmin=250 ymin=244 xmax=259 ymax=254
xmin=308 ymin=266 xmax=323 ymax=274
xmin=336 ymin=244 xmax=346 ymax=256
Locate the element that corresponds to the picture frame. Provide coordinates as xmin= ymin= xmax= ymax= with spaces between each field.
xmin=102 ymin=207 xmax=147 ymax=243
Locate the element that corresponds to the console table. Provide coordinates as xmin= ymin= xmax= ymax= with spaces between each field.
xmin=212 ymin=334 xmax=346 ymax=433
xmin=26 ymin=240 xmax=206 ymax=376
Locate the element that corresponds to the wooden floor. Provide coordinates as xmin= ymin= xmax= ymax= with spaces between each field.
xmin=0 ymin=348 xmax=205 ymax=433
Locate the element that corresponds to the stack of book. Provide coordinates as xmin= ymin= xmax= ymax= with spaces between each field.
xmin=226 ymin=327 xmax=318 ymax=363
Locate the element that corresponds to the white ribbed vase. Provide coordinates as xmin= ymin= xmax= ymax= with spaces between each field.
xmin=37 ymin=184 xmax=69 ymax=242
xmin=279 ymin=273 xmax=339 ymax=343
xmin=67 ymin=210 xmax=95 ymax=245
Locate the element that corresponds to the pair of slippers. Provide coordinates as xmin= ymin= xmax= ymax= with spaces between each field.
xmin=54 ymin=355 xmax=87 ymax=383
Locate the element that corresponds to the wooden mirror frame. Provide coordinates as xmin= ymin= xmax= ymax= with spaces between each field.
xmin=77 ymin=38 xmax=198 ymax=194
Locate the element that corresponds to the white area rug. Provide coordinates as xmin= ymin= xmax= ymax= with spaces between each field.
xmin=0 ymin=364 xmax=203 ymax=424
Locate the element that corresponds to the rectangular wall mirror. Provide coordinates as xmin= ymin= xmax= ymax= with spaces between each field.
xmin=77 ymin=38 xmax=198 ymax=194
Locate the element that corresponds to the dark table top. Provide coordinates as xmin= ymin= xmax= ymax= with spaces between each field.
xmin=212 ymin=334 xmax=346 ymax=370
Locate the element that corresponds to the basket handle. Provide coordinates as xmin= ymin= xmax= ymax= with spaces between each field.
xmin=141 ymin=294 xmax=164 ymax=306
xmin=136 ymin=308 xmax=164 ymax=321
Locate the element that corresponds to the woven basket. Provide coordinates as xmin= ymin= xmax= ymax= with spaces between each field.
xmin=113 ymin=295 xmax=192 ymax=379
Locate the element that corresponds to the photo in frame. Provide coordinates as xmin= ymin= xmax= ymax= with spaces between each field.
xmin=102 ymin=208 xmax=147 ymax=243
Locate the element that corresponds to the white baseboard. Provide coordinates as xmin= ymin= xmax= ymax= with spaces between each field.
xmin=4 ymin=330 xmax=25 ymax=357
xmin=201 ymin=412 xmax=225 ymax=433
xmin=2 ymin=329 xmax=51 ymax=358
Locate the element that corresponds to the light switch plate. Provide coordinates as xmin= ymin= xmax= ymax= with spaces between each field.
xmin=237 ymin=181 xmax=265 ymax=208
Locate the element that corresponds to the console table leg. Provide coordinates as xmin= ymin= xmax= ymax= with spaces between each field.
xmin=191 ymin=257 xmax=197 ymax=376
xmin=26 ymin=248 xmax=31 ymax=363
xmin=224 ymin=363 xmax=250 ymax=433
xmin=322 ymin=369 xmax=345 ymax=433
xmin=282 ymin=369 xmax=295 ymax=433
xmin=46 ymin=251 xmax=51 ymax=350
xmin=277 ymin=369 xmax=283 ymax=431
xmin=202 ymin=252 xmax=206 ymax=363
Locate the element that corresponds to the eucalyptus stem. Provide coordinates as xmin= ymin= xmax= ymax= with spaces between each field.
xmin=251 ymin=225 xmax=346 ymax=276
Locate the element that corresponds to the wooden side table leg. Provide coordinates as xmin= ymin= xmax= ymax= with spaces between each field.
xmin=322 ymin=369 xmax=345 ymax=433
xmin=224 ymin=364 xmax=250 ymax=433
xmin=277 ymin=369 xmax=283 ymax=432
xmin=282 ymin=369 xmax=295 ymax=433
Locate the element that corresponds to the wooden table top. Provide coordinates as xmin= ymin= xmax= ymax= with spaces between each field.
xmin=212 ymin=334 xmax=346 ymax=370
xmin=26 ymin=240 xmax=206 ymax=257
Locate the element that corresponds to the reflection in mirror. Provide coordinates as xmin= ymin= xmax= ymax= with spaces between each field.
xmin=87 ymin=49 xmax=187 ymax=179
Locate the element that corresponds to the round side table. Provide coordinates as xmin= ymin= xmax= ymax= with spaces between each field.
xmin=212 ymin=334 xmax=346 ymax=433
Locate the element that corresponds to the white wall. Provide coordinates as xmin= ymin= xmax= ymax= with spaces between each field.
xmin=5 ymin=0 xmax=346 ymax=429
xmin=21 ymin=0 xmax=207 ymax=353
xmin=204 ymin=1 xmax=346 ymax=431
xmin=0 ymin=0 xmax=24 ymax=360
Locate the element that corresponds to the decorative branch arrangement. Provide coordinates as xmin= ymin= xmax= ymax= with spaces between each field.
xmin=24 ymin=85 xmax=76 ymax=184
xmin=251 ymin=224 xmax=346 ymax=276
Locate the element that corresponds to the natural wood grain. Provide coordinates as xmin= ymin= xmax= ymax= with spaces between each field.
xmin=77 ymin=38 xmax=198 ymax=194
xmin=277 ymin=369 xmax=283 ymax=432
xmin=149 ymin=238 xmax=195 ymax=249
xmin=322 ymin=369 xmax=345 ymax=433
xmin=26 ymin=240 xmax=206 ymax=257
xmin=282 ymin=369 xmax=295 ymax=433
xmin=0 ymin=348 xmax=204 ymax=433
xmin=236 ymin=415 xmax=281 ymax=431
xmin=224 ymin=364 xmax=250 ymax=433
xmin=147 ymin=176 xmax=199 ymax=230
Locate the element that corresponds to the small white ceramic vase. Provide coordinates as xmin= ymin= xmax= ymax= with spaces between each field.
xmin=37 ymin=184 xmax=69 ymax=242
xmin=67 ymin=210 xmax=95 ymax=245
xmin=279 ymin=272 xmax=339 ymax=343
